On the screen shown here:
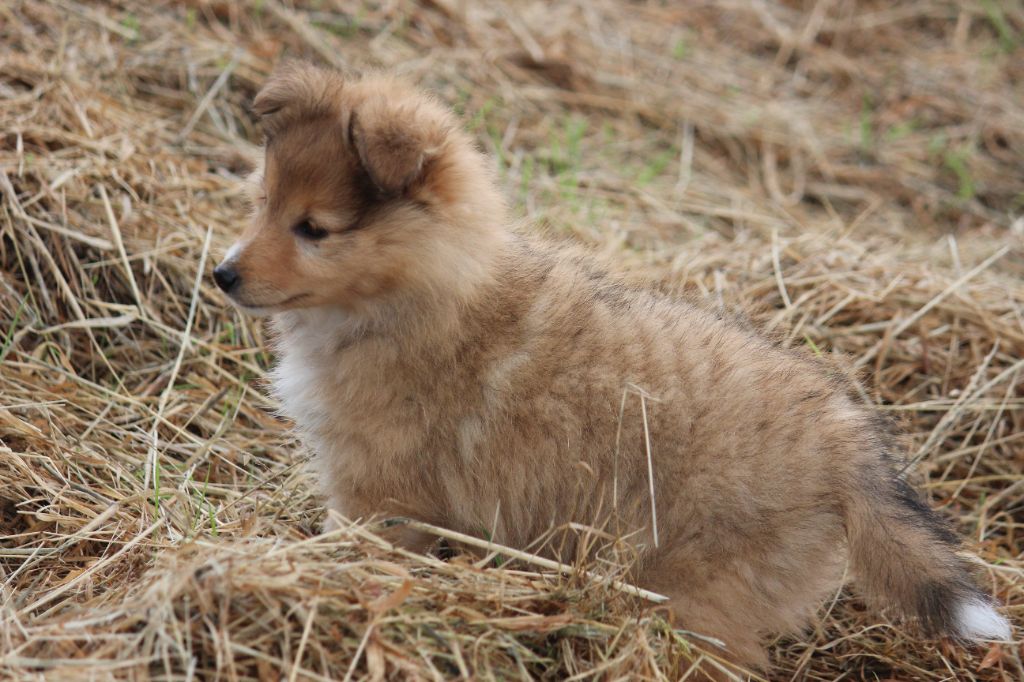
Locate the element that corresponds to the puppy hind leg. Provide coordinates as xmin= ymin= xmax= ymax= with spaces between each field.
xmin=664 ymin=592 xmax=768 ymax=680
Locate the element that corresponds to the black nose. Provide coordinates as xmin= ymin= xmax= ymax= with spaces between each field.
xmin=213 ymin=263 xmax=240 ymax=293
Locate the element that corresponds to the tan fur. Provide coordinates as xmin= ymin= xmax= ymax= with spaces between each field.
xmin=216 ymin=64 xmax=1010 ymax=672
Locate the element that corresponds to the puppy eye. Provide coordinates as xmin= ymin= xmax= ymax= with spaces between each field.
xmin=293 ymin=219 xmax=329 ymax=241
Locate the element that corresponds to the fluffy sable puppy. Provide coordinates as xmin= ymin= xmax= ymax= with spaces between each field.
xmin=213 ymin=63 xmax=1012 ymax=669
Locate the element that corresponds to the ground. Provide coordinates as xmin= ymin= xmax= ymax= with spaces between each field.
xmin=0 ymin=1 xmax=1022 ymax=680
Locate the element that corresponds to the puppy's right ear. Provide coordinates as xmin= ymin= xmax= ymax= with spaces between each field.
xmin=253 ymin=63 xmax=343 ymax=139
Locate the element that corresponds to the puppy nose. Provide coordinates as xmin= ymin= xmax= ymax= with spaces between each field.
xmin=213 ymin=263 xmax=240 ymax=293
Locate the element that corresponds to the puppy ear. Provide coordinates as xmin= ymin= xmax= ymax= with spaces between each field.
xmin=252 ymin=68 xmax=296 ymax=119
xmin=253 ymin=62 xmax=343 ymax=139
xmin=348 ymin=93 xmax=448 ymax=196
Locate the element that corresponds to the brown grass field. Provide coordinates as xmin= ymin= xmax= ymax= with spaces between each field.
xmin=2 ymin=1 xmax=1023 ymax=679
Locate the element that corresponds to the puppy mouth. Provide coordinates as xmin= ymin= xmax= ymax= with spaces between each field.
xmin=233 ymin=292 xmax=311 ymax=310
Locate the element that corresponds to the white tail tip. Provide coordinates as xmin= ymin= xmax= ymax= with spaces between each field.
xmin=955 ymin=599 xmax=1012 ymax=641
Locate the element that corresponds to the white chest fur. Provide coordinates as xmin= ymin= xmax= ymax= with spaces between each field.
xmin=270 ymin=310 xmax=361 ymax=445
xmin=269 ymin=308 xmax=444 ymax=523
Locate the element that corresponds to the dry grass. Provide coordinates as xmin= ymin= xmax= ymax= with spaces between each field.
xmin=1 ymin=0 xmax=1023 ymax=679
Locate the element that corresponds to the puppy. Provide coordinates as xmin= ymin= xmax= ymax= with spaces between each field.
xmin=214 ymin=63 xmax=1011 ymax=669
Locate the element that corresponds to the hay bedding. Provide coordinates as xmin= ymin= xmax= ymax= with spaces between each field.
xmin=0 ymin=0 xmax=1021 ymax=679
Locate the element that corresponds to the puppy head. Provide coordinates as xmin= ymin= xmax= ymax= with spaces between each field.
xmin=214 ymin=63 xmax=500 ymax=315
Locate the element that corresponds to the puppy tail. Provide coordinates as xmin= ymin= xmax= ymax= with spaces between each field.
xmin=843 ymin=453 xmax=1011 ymax=642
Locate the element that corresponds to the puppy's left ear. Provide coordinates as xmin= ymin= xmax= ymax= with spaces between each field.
xmin=348 ymin=94 xmax=449 ymax=196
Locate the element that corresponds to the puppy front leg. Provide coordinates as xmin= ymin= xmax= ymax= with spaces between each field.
xmin=323 ymin=495 xmax=438 ymax=555
xmin=374 ymin=518 xmax=438 ymax=555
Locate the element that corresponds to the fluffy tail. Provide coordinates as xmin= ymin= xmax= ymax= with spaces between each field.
xmin=843 ymin=456 xmax=1011 ymax=641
